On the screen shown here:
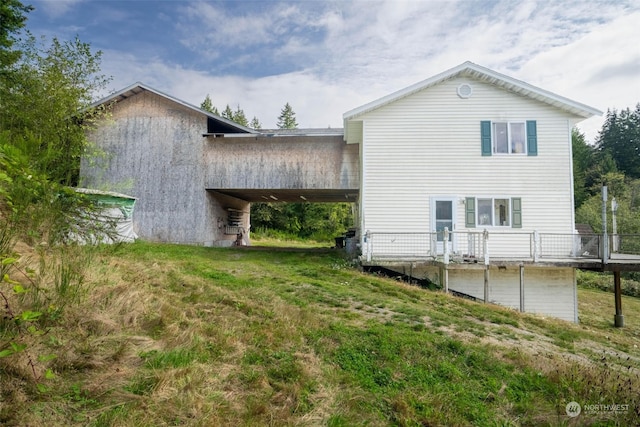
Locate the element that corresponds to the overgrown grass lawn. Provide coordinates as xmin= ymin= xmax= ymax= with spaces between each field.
xmin=1 ymin=241 xmax=639 ymax=426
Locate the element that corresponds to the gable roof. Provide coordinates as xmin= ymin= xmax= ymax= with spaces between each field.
xmin=343 ymin=61 xmax=602 ymax=121
xmin=90 ymin=82 xmax=258 ymax=134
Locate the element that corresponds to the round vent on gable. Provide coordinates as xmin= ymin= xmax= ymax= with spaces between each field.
xmin=457 ymin=83 xmax=473 ymax=99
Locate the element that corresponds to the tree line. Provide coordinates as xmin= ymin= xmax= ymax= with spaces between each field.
xmin=200 ymin=94 xmax=298 ymax=130
xmin=574 ymin=105 xmax=640 ymax=234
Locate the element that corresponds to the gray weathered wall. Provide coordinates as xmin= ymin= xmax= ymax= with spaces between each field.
xmin=204 ymin=135 xmax=359 ymax=191
xmin=81 ymin=90 xmax=226 ymax=244
xmin=81 ymin=90 xmax=359 ymax=245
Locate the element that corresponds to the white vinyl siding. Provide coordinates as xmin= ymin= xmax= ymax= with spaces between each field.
xmin=345 ymin=120 xmax=363 ymax=145
xmin=357 ymin=76 xmax=580 ymax=247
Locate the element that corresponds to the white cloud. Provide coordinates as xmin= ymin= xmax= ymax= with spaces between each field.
xmin=95 ymin=0 xmax=640 ymax=140
xmin=34 ymin=0 xmax=85 ymax=18
xmin=518 ymin=10 xmax=640 ymax=142
xmin=176 ymin=1 xmax=326 ymax=61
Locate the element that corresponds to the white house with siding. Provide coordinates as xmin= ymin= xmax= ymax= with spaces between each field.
xmin=343 ymin=61 xmax=602 ymax=322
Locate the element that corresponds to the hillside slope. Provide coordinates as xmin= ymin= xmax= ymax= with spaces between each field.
xmin=1 ymin=242 xmax=639 ymax=426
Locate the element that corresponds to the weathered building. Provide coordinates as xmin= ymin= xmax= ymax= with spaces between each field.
xmin=81 ymin=83 xmax=359 ymax=246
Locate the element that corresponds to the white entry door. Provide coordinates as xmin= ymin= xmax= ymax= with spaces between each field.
xmin=431 ymin=197 xmax=456 ymax=254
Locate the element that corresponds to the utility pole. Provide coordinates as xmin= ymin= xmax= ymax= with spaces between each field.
xmin=611 ymin=197 xmax=618 ymax=252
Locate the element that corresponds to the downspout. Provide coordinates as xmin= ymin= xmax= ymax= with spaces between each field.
xmin=360 ymin=120 xmax=367 ymax=254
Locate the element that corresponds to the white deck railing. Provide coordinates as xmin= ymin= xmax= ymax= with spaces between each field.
xmin=363 ymin=229 xmax=620 ymax=264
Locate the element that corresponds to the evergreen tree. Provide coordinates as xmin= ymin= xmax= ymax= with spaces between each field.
xmin=200 ymin=94 xmax=218 ymax=115
xmin=277 ymin=102 xmax=298 ymax=129
xmin=572 ymin=128 xmax=593 ymax=208
xmin=233 ymin=105 xmax=248 ymax=127
xmin=596 ymin=105 xmax=640 ymax=179
xmin=0 ymin=0 xmax=33 ymax=71
xmin=250 ymin=116 xmax=262 ymax=130
xmin=221 ymin=104 xmax=234 ymax=121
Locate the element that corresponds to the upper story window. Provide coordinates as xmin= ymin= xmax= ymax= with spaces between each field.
xmin=481 ymin=120 xmax=537 ymax=157
xmin=493 ymin=122 xmax=526 ymax=154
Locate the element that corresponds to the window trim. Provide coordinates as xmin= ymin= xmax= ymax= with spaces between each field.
xmin=467 ymin=197 xmax=521 ymax=229
xmin=476 ymin=197 xmax=511 ymax=228
xmin=492 ymin=121 xmax=527 ymax=155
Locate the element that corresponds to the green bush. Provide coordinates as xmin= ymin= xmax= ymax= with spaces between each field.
xmin=250 ymin=202 xmax=354 ymax=241
xmin=577 ymin=269 xmax=640 ymax=298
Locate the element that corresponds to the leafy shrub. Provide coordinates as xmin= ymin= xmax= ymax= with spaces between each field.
xmin=577 ymin=269 xmax=640 ymax=298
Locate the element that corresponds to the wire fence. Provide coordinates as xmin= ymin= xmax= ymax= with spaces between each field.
xmin=615 ymin=234 xmax=640 ymax=255
xmin=364 ymin=229 xmax=623 ymax=263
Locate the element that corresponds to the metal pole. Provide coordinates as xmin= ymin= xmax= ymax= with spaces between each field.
xmin=519 ymin=264 xmax=525 ymax=312
xmin=602 ymin=186 xmax=608 ymax=264
xmin=612 ymin=197 xmax=618 ymax=252
xmin=614 ymin=270 xmax=624 ymax=327
xmin=484 ymin=266 xmax=489 ymax=303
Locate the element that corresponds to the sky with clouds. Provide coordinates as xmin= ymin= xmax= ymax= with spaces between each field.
xmin=25 ymin=0 xmax=640 ymax=142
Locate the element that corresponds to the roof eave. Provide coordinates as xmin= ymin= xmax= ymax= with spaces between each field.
xmin=343 ymin=61 xmax=602 ymax=121
xmin=89 ymin=82 xmax=258 ymax=134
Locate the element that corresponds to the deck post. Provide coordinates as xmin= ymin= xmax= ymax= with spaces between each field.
xmin=443 ymin=227 xmax=450 ymax=265
xmin=483 ymin=229 xmax=489 ymax=303
xmin=483 ymin=266 xmax=489 ymax=303
xmin=444 ymin=267 xmax=449 ymax=293
xmin=483 ymin=229 xmax=489 ymax=266
xmin=614 ymin=270 xmax=624 ymax=327
xmin=519 ymin=264 xmax=525 ymax=312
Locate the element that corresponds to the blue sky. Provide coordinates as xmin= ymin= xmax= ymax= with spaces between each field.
xmin=26 ymin=0 xmax=640 ymax=141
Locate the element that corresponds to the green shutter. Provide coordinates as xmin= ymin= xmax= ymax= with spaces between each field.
xmin=465 ymin=197 xmax=476 ymax=228
xmin=512 ymin=198 xmax=522 ymax=228
xmin=526 ymin=120 xmax=537 ymax=156
xmin=481 ymin=121 xmax=492 ymax=156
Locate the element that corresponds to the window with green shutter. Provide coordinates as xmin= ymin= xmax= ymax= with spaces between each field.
xmin=482 ymin=120 xmax=537 ymax=155
xmin=465 ymin=197 xmax=522 ymax=228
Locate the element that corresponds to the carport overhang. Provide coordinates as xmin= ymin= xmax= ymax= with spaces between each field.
xmin=208 ymin=189 xmax=359 ymax=203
